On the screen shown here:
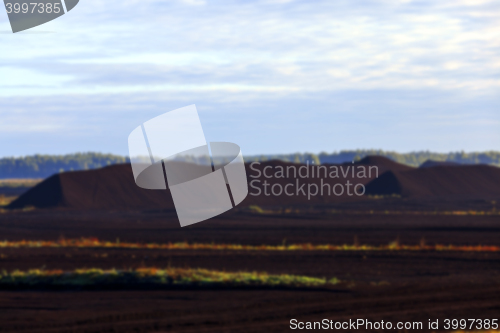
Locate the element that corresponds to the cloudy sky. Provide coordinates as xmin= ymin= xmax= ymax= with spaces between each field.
xmin=0 ymin=0 xmax=499 ymax=157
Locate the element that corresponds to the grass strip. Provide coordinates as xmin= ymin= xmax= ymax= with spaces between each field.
xmin=0 ymin=238 xmax=499 ymax=252
xmin=0 ymin=267 xmax=339 ymax=289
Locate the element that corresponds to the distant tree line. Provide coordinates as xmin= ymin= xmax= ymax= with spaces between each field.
xmin=0 ymin=153 xmax=128 ymax=179
xmin=246 ymin=150 xmax=500 ymax=167
xmin=1 ymin=150 xmax=499 ymax=179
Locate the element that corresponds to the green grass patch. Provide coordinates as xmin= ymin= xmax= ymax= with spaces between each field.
xmin=0 ymin=268 xmax=340 ymax=289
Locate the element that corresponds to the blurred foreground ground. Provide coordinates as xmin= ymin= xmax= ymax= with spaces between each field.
xmin=0 ymin=209 xmax=498 ymax=332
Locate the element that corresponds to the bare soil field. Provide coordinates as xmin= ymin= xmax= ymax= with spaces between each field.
xmin=0 ymin=209 xmax=498 ymax=332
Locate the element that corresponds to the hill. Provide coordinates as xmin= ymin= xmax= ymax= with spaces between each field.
xmin=9 ymin=156 xmax=406 ymax=210
xmin=365 ymin=164 xmax=500 ymax=199
xmin=9 ymin=156 xmax=500 ymax=210
xmin=8 ymin=164 xmax=175 ymax=210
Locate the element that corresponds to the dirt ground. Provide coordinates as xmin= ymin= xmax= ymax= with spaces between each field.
xmin=0 ymin=208 xmax=498 ymax=332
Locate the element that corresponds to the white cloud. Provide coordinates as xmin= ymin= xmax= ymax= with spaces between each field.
xmin=0 ymin=0 xmax=499 ymax=155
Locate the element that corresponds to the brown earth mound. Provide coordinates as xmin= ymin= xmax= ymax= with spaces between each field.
xmin=8 ymin=164 xmax=176 ymax=210
xmin=9 ymin=156 xmax=405 ymax=210
xmin=242 ymin=157 xmax=392 ymax=206
xmin=365 ymin=164 xmax=500 ymax=199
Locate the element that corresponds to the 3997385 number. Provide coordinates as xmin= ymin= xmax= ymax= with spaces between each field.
xmin=444 ymin=319 xmax=498 ymax=330
xmin=4 ymin=2 xmax=61 ymax=14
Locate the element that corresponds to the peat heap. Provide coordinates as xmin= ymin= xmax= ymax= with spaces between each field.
xmin=8 ymin=164 xmax=175 ymax=210
xmin=9 ymin=156 xmax=412 ymax=210
xmin=365 ymin=164 xmax=500 ymax=199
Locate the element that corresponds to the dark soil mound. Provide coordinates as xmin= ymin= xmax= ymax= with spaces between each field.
xmin=8 ymin=157 xmax=419 ymax=210
xmin=241 ymin=157 xmax=413 ymax=206
xmin=365 ymin=164 xmax=500 ymax=199
xmin=8 ymin=164 xmax=175 ymax=210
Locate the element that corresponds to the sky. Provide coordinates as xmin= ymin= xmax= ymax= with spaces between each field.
xmin=0 ymin=0 xmax=499 ymax=157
